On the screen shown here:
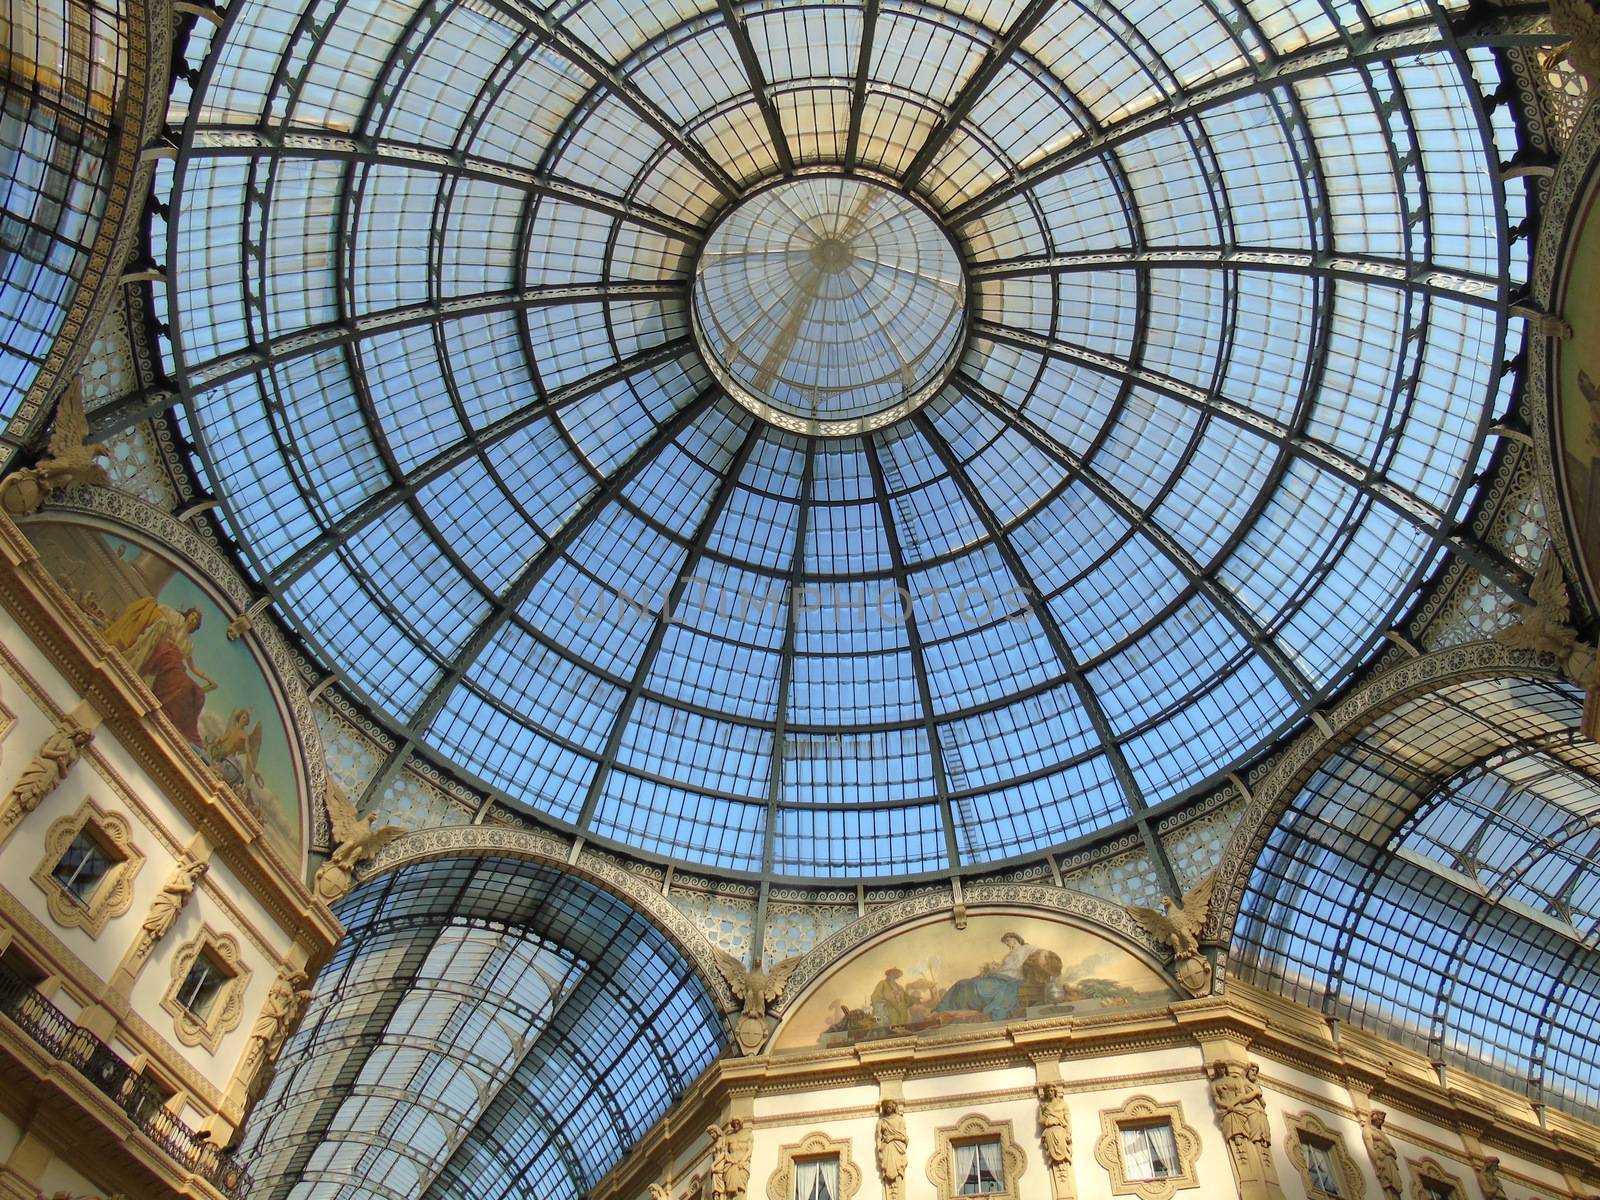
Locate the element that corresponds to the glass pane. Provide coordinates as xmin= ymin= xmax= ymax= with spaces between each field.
xmin=51 ymin=830 xmax=112 ymax=901
xmin=1121 ymin=1123 xmax=1180 ymax=1180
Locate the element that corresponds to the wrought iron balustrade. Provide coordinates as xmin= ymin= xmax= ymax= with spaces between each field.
xmin=0 ymin=959 xmax=250 ymax=1196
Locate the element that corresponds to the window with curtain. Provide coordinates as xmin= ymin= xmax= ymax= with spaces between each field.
xmin=1120 ymin=1122 xmax=1181 ymax=1180
xmin=795 ymin=1156 xmax=840 ymax=1200
xmin=1304 ymin=1140 xmax=1341 ymax=1194
xmin=954 ymin=1138 xmax=1005 ymax=1195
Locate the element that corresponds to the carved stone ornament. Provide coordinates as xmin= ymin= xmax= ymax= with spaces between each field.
xmin=132 ymin=851 xmax=207 ymax=963
xmin=0 ymin=385 xmax=110 ymax=518
xmin=30 ymin=799 xmax=144 ymax=937
xmin=0 ymin=708 xmax=97 ymax=848
xmin=1094 ymin=1096 xmax=1203 ymax=1200
xmin=312 ymin=777 xmax=404 ymax=904
xmin=765 ymin=1130 xmax=862 ymax=1200
xmin=709 ymin=1118 xmax=754 ymax=1200
xmin=1038 ymin=1082 xmax=1076 ymax=1200
xmin=239 ymin=964 xmax=312 ymax=1097
xmin=1124 ymin=871 xmax=1217 ymax=995
xmin=1407 ymin=1157 xmax=1466 ymax=1200
xmin=926 ymin=1113 xmax=1028 ymax=1200
xmin=877 ymin=1098 xmax=909 ymax=1200
xmin=1362 ymin=1110 xmax=1404 ymax=1200
xmin=160 ymin=926 xmax=250 ymax=1053
xmin=1284 ymin=1111 xmax=1366 ymax=1200
xmin=712 ymin=948 xmax=803 ymax=1056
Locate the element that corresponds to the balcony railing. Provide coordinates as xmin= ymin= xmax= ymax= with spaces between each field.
xmin=0 ymin=959 xmax=250 ymax=1197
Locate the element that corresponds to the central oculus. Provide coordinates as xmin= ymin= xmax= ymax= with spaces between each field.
xmin=691 ymin=175 xmax=967 ymax=437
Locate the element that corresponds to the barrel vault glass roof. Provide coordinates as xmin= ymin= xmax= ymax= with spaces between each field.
xmin=1234 ymin=676 xmax=1600 ymax=1123
xmin=165 ymin=0 xmax=1535 ymax=879
xmin=238 ymin=856 xmax=725 ymax=1200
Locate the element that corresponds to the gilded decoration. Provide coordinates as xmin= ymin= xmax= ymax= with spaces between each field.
xmin=1093 ymin=1096 xmax=1202 ymax=1200
xmin=160 ymin=926 xmax=250 ymax=1053
xmin=1406 ymin=1157 xmax=1464 ymax=1200
xmin=925 ymin=1113 xmax=1028 ymax=1200
xmin=765 ymin=1130 xmax=861 ymax=1200
xmin=1124 ymin=871 xmax=1217 ymax=996
xmin=30 ymin=798 xmax=144 ymax=937
xmin=1284 ymin=1111 xmax=1366 ymax=1200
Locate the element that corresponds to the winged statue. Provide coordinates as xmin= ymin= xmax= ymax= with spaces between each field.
xmin=311 ymin=778 xmax=405 ymax=904
xmin=1496 ymin=552 xmax=1580 ymax=659
xmin=712 ymin=948 xmax=804 ymax=1056
xmin=0 ymin=385 xmax=111 ymax=516
xmin=1549 ymin=0 xmax=1600 ymax=89
xmin=1125 ymin=872 xmax=1217 ymax=996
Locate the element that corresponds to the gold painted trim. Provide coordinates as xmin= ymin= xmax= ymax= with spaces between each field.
xmin=29 ymin=797 xmax=144 ymax=937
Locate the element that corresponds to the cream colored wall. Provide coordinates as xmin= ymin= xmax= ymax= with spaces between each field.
xmin=633 ymin=1040 xmax=1584 ymax=1200
xmin=0 ymin=609 xmax=301 ymax=1108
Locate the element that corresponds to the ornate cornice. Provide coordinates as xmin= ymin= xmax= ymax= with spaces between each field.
xmin=1201 ymin=640 xmax=1560 ymax=946
xmin=361 ymin=823 xmax=737 ymax=1011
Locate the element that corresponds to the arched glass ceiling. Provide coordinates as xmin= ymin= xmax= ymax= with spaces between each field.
xmin=238 ymin=856 xmax=725 ymax=1200
xmin=167 ymin=0 xmax=1531 ymax=878
xmin=1233 ymin=677 xmax=1600 ymax=1122
xmin=0 ymin=0 xmax=124 ymax=424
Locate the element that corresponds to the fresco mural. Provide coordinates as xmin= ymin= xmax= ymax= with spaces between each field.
xmin=21 ymin=518 xmax=305 ymax=867
xmin=1556 ymin=168 xmax=1600 ymax=606
xmin=774 ymin=911 xmax=1175 ymax=1051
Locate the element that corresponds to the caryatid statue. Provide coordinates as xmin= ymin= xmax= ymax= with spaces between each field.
xmin=876 ymin=1098 xmax=908 ymax=1200
xmin=1037 ymin=1082 xmax=1074 ymax=1199
xmin=1361 ymin=1109 xmax=1403 ymax=1200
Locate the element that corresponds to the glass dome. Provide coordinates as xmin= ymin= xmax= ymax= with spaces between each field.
xmin=166 ymin=0 xmax=1521 ymax=879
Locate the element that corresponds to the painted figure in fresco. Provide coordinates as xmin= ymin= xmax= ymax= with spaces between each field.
xmin=102 ymin=598 xmax=217 ymax=743
xmin=933 ymin=931 xmax=1064 ymax=1021
xmin=871 ymin=967 xmax=911 ymax=1027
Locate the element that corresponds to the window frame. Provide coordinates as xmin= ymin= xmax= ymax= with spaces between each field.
xmin=1093 ymin=1096 xmax=1203 ymax=1200
xmin=1284 ymin=1110 xmax=1363 ymax=1200
xmin=30 ymin=799 xmax=143 ymax=937
xmin=927 ymin=1114 xmax=1027 ymax=1200
xmin=160 ymin=926 xmax=250 ymax=1052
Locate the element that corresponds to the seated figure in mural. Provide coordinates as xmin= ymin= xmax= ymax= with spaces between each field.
xmin=933 ymin=932 xmax=1064 ymax=1022
xmin=102 ymin=597 xmax=217 ymax=743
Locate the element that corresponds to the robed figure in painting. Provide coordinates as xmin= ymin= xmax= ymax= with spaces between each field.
xmin=103 ymin=598 xmax=217 ymax=742
xmin=933 ymin=931 xmax=1062 ymax=1021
